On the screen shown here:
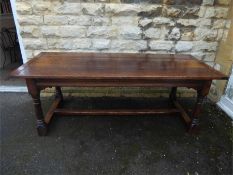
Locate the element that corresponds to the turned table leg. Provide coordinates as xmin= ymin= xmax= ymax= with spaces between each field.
xmin=189 ymin=81 xmax=212 ymax=134
xmin=169 ymin=87 xmax=177 ymax=101
xmin=55 ymin=86 xmax=63 ymax=108
xmin=33 ymin=96 xmax=48 ymax=136
xmin=26 ymin=79 xmax=48 ymax=136
xmin=188 ymin=92 xmax=204 ymax=133
xmin=55 ymin=86 xmax=63 ymax=101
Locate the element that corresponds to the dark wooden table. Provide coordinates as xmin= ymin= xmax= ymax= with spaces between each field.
xmin=11 ymin=52 xmax=228 ymax=136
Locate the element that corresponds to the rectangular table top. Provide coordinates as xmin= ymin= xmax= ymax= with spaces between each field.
xmin=11 ymin=52 xmax=228 ymax=80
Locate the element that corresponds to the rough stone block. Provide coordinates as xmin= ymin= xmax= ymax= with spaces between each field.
xmin=16 ymin=2 xmax=32 ymax=15
xmin=168 ymin=27 xmax=181 ymax=40
xmin=203 ymin=53 xmax=216 ymax=61
xmin=92 ymin=17 xmax=111 ymax=26
xmin=23 ymin=38 xmax=47 ymax=49
xmin=87 ymin=26 xmax=118 ymax=39
xmin=33 ymin=1 xmax=52 ymax=14
xmin=119 ymin=26 xmax=142 ymax=39
xmin=20 ymin=26 xmax=41 ymax=38
xmin=182 ymin=7 xmax=200 ymax=18
xmin=202 ymin=0 xmax=214 ymax=5
xmin=139 ymin=18 xmax=153 ymax=27
xmin=194 ymin=28 xmax=218 ymax=41
xmin=138 ymin=5 xmax=162 ymax=17
xmin=47 ymin=39 xmax=72 ymax=50
xmin=181 ymin=31 xmax=194 ymax=41
xmin=160 ymin=26 xmax=170 ymax=38
xmin=149 ymin=41 xmax=174 ymax=51
xmin=140 ymin=5 xmax=162 ymax=12
xmin=216 ymin=29 xmax=224 ymax=41
xmin=48 ymin=39 xmax=91 ymax=49
xmin=205 ymin=7 xmax=229 ymax=18
xmin=175 ymin=41 xmax=193 ymax=52
xmin=74 ymin=39 xmax=92 ymax=49
xmin=41 ymin=26 xmax=58 ymax=37
xmin=110 ymin=0 xmax=121 ymax=3
xmin=42 ymin=26 xmax=86 ymax=38
xmin=68 ymin=16 xmax=92 ymax=26
xmin=212 ymin=19 xmax=226 ymax=29
xmin=205 ymin=7 xmax=215 ymax=18
xmin=112 ymin=16 xmax=139 ymax=25
xmin=44 ymin=15 xmax=69 ymax=25
xmin=162 ymin=6 xmax=181 ymax=17
xmin=214 ymin=7 xmax=229 ymax=18
xmin=105 ymin=4 xmax=141 ymax=16
xmin=60 ymin=26 xmax=86 ymax=38
xmin=197 ymin=6 xmax=206 ymax=18
xmin=177 ymin=18 xmax=211 ymax=27
xmin=54 ymin=2 xmax=82 ymax=15
xmin=18 ymin=15 xmax=43 ymax=25
xmin=81 ymin=4 xmax=104 ymax=16
xmin=144 ymin=28 xmax=161 ymax=39
xmin=193 ymin=41 xmax=218 ymax=51
xmin=111 ymin=40 xmax=147 ymax=51
xmin=92 ymin=39 xmax=111 ymax=50
xmin=153 ymin=17 xmax=175 ymax=26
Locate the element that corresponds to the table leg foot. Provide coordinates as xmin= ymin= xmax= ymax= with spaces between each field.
xmin=37 ymin=120 xmax=48 ymax=136
xmin=188 ymin=118 xmax=200 ymax=134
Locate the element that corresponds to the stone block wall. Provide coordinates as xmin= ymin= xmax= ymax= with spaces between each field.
xmin=15 ymin=0 xmax=231 ymax=61
xmin=15 ymin=0 xmax=232 ymax=98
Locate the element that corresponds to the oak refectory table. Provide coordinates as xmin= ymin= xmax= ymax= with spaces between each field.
xmin=11 ymin=52 xmax=228 ymax=136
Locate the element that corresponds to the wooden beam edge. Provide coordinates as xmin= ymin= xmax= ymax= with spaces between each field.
xmin=54 ymin=108 xmax=180 ymax=116
xmin=44 ymin=98 xmax=62 ymax=124
xmin=172 ymin=100 xmax=192 ymax=125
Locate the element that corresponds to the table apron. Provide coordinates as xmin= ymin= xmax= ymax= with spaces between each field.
xmin=34 ymin=79 xmax=207 ymax=89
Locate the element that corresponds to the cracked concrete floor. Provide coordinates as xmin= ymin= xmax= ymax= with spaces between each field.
xmin=0 ymin=93 xmax=232 ymax=175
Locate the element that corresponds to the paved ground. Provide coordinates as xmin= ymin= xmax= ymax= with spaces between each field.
xmin=0 ymin=93 xmax=232 ymax=175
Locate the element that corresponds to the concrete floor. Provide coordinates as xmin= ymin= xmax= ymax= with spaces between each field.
xmin=0 ymin=93 xmax=232 ymax=175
